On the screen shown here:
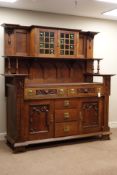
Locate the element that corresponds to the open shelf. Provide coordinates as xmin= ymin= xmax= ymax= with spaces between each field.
xmin=1 ymin=74 xmax=29 ymax=77
xmin=84 ymin=73 xmax=115 ymax=76
xmin=2 ymin=55 xmax=103 ymax=61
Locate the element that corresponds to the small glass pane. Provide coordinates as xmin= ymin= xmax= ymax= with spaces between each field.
xmin=50 ymin=50 xmax=54 ymax=54
xmin=70 ymin=45 xmax=74 ymax=49
xmin=40 ymin=37 xmax=44 ymax=42
xmin=65 ymin=50 xmax=69 ymax=55
xmin=66 ymin=34 xmax=69 ymax=38
xmin=45 ymin=50 xmax=49 ymax=54
xmin=40 ymin=43 xmax=44 ymax=48
xmin=60 ymin=39 xmax=64 ymax=44
xmin=60 ymin=33 xmax=64 ymax=38
xmin=61 ymin=45 xmax=64 ymax=49
xmin=50 ymin=32 xmax=54 ymax=37
xmin=70 ymin=40 xmax=74 ymax=44
xmin=50 ymin=44 xmax=54 ymax=48
xmin=65 ymin=45 xmax=69 ymax=49
xmin=40 ymin=49 xmax=44 ymax=54
xmin=45 ymin=44 xmax=49 ymax=48
xmin=45 ymin=38 xmax=49 ymax=42
xmin=65 ymin=39 xmax=69 ymax=44
xmin=70 ymin=51 xmax=74 ymax=55
xmin=45 ymin=32 xmax=49 ymax=37
xmin=50 ymin=38 xmax=54 ymax=44
xmin=60 ymin=50 xmax=64 ymax=55
xmin=70 ymin=34 xmax=74 ymax=39
xmin=40 ymin=32 xmax=44 ymax=37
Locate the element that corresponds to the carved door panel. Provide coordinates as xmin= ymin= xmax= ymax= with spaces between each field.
xmin=80 ymin=97 xmax=104 ymax=134
xmin=28 ymin=101 xmax=54 ymax=140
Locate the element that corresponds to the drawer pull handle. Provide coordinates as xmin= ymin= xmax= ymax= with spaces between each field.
xmin=64 ymin=126 xmax=70 ymax=132
xmin=64 ymin=112 xmax=70 ymax=119
xmin=59 ymin=89 xmax=64 ymax=95
xmin=70 ymin=89 xmax=76 ymax=94
xmin=64 ymin=100 xmax=70 ymax=107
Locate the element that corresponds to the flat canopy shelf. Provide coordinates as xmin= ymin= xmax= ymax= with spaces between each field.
xmin=25 ymin=82 xmax=103 ymax=87
xmin=84 ymin=73 xmax=115 ymax=76
xmin=1 ymin=74 xmax=29 ymax=77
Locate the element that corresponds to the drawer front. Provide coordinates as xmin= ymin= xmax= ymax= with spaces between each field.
xmin=55 ymin=109 xmax=78 ymax=122
xmin=55 ymin=122 xmax=78 ymax=137
xmin=55 ymin=99 xmax=77 ymax=109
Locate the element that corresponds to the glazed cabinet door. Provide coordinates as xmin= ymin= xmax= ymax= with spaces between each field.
xmin=30 ymin=28 xmax=57 ymax=57
xmin=80 ymin=97 xmax=104 ymax=134
xmin=25 ymin=100 xmax=54 ymax=141
xmin=58 ymin=30 xmax=79 ymax=58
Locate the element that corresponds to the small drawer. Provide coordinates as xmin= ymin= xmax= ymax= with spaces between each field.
xmin=55 ymin=122 xmax=78 ymax=137
xmin=55 ymin=99 xmax=77 ymax=109
xmin=55 ymin=109 xmax=78 ymax=122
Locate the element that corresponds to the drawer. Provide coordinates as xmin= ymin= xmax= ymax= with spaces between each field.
xmin=55 ymin=109 xmax=78 ymax=122
xmin=55 ymin=122 xmax=78 ymax=137
xmin=55 ymin=99 xmax=77 ymax=109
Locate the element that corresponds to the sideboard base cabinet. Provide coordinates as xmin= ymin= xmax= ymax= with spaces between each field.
xmin=2 ymin=24 xmax=114 ymax=152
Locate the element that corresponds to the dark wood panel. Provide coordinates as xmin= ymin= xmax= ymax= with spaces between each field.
xmin=25 ymin=100 xmax=54 ymax=141
xmin=15 ymin=29 xmax=29 ymax=56
xmin=80 ymin=97 xmax=103 ymax=134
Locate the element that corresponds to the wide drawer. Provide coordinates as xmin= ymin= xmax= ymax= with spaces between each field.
xmin=55 ymin=122 xmax=78 ymax=137
xmin=55 ymin=99 xmax=77 ymax=109
xmin=55 ymin=109 xmax=78 ymax=122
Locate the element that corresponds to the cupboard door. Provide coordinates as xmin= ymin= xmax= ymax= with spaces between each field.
xmin=5 ymin=28 xmax=29 ymax=56
xmin=14 ymin=29 xmax=29 ymax=56
xmin=39 ymin=29 xmax=58 ymax=57
xmin=58 ymin=30 xmax=79 ymax=58
xmin=30 ymin=28 xmax=58 ymax=57
xmin=80 ymin=97 xmax=104 ymax=134
xmin=79 ymin=33 xmax=86 ymax=58
xmin=27 ymin=101 xmax=54 ymax=140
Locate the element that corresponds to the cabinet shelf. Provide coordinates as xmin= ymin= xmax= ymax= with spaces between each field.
xmin=84 ymin=73 xmax=115 ymax=77
xmin=3 ymin=55 xmax=103 ymax=61
xmin=1 ymin=74 xmax=29 ymax=77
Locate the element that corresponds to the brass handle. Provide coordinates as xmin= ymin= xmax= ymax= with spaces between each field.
xmin=97 ymin=88 xmax=101 ymax=98
xmin=84 ymin=88 xmax=88 ymax=93
xmin=64 ymin=100 xmax=70 ymax=107
xmin=70 ymin=88 xmax=75 ymax=95
xmin=64 ymin=126 xmax=70 ymax=132
xmin=58 ymin=89 xmax=64 ymax=96
xmin=28 ymin=89 xmax=33 ymax=95
xmin=64 ymin=112 xmax=70 ymax=119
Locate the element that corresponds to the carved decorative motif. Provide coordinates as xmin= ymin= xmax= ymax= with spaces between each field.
xmin=6 ymin=28 xmax=14 ymax=45
xmin=77 ymin=88 xmax=96 ymax=94
xmin=36 ymin=89 xmax=57 ymax=96
xmin=81 ymin=102 xmax=99 ymax=129
xmin=29 ymin=105 xmax=49 ymax=133
xmin=82 ymin=102 xmax=98 ymax=112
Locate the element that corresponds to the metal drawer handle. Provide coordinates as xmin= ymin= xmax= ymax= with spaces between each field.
xmin=64 ymin=100 xmax=70 ymax=107
xmin=64 ymin=112 xmax=70 ymax=119
xmin=64 ymin=126 xmax=70 ymax=132
xmin=70 ymin=89 xmax=75 ymax=94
